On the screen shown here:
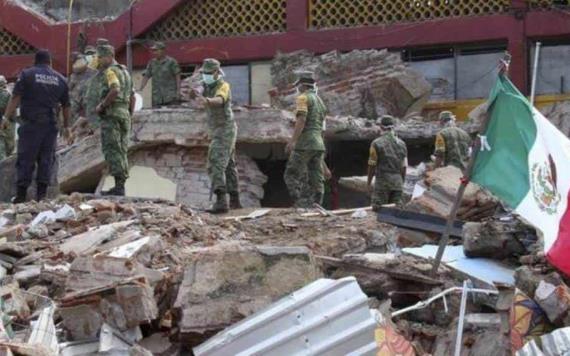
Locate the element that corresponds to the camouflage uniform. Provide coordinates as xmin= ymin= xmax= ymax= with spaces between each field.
xmin=284 ymin=87 xmax=327 ymax=208
xmin=434 ymin=112 xmax=471 ymax=170
xmin=204 ymin=79 xmax=239 ymax=196
xmin=369 ymin=131 xmax=408 ymax=208
xmin=69 ymin=58 xmax=96 ymax=123
xmin=144 ymin=56 xmax=181 ymax=107
xmin=97 ymin=48 xmax=132 ymax=187
xmin=0 ymin=87 xmax=15 ymax=161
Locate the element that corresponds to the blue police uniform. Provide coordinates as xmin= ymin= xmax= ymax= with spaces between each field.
xmin=12 ymin=64 xmax=69 ymax=193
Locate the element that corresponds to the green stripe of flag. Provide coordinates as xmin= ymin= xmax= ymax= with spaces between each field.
xmin=471 ymin=75 xmax=537 ymax=208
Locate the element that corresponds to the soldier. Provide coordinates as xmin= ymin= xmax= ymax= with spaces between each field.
xmin=367 ymin=115 xmax=408 ymax=211
xmin=284 ymin=71 xmax=327 ymax=208
xmin=0 ymin=76 xmax=15 ymax=161
xmin=94 ymin=45 xmax=134 ymax=196
xmin=193 ymin=58 xmax=241 ymax=214
xmin=139 ymin=42 xmax=181 ymax=108
xmin=1 ymin=50 xmax=70 ymax=203
xmin=433 ymin=111 xmax=472 ymax=170
xmin=69 ymin=52 xmax=96 ymax=123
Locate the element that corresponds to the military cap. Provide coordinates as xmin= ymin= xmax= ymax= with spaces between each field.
xmin=96 ymin=38 xmax=110 ymax=46
xmin=380 ymin=115 xmax=396 ymax=128
xmin=201 ymin=58 xmax=221 ymax=74
xmin=84 ymin=45 xmax=96 ymax=55
xmin=97 ymin=45 xmax=115 ymax=58
xmin=150 ymin=41 xmax=166 ymax=50
xmin=294 ymin=71 xmax=316 ymax=86
xmin=0 ymin=75 xmax=6 ymax=88
xmin=439 ymin=111 xmax=456 ymax=122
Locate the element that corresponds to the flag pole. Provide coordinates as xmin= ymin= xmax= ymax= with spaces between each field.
xmin=430 ymin=52 xmax=512 ymax=277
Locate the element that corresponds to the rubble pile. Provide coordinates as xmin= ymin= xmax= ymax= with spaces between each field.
xmin=407 ymin=166 xmax=499 ymax=221
xmin=541 ymin=100 xmax=570 ymax=137
xmin=0 ymin=194 xmax=401 ymax=353
xmin=269 ymin=49 xmax=432 ymax=119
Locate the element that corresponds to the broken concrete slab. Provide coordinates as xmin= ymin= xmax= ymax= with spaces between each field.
xmin=463 ymin=217 xmax=535 ymax=259
xmin=534 ymin=280 xmax=570 ymax=326
xmin=173 ymin=242 xmax=322 ymax=344
xmin=59 ymin=220 xmax=135 ymax=256
xmin=406 ymin=166 xmax=499 ymax=221
xmin=270 ymin=49 xmax=432 ymax=119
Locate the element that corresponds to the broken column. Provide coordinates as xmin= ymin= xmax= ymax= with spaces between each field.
xmin=269 ymin=49 xmax=432 ymax=119
xmin=173 ymin=242 xmax=322 ymax=344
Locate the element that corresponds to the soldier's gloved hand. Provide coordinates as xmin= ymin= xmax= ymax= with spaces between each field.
xmin=96 ymin=104 xmax=105 ymax=115
xmin=0 ymin=119 xmax=8 ymax=131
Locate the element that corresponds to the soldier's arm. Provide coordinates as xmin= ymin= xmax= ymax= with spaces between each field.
xmin=139 ymin=62 xmax=152 ymax=91
xmin=434 ymin=133 xmax=445 ymax=168
xmin=367 ymin=144 xmax=377 ymax=187
xmin=2 ymin=95 xmax=20 ymax=125
xmin=205 ymin=82 xmax=229 ymax=107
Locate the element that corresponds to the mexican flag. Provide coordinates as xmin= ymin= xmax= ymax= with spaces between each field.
xmin=472 ymin=75 xmax=570 ymax=276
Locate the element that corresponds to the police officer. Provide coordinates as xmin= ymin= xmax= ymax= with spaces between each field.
xmin=95 ymin=45 xmax=134 ymax=196
xmin=367 ymin=115 xmax=408 ymax=211
xmin=1 ymin=49 xmax=70 ymax=203
xmin=139 ymin=41 xmax=181 ymax=107
xmin=433 ymin=111 xmax=472 ymax=170
xmin=0 ymin=76 xmax=15 ymax=161
xmin=193 ymin=58 xmax=241 ymax=214
xmin=284 ymin=71 xmax=327 ymax=209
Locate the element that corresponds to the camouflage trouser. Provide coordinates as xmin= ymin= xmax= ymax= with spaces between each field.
xmin=284 ymin=149 xmax=325 ymax=208
xmin=372 ymin=174 xmax=403 ymax=209
xmin=0 ymin=121 xmax=15 ymax=161
xmin=208 ymin=127 xmax=239 ymax=194
xmin=100 ymin=114 xmax=130 ymax=181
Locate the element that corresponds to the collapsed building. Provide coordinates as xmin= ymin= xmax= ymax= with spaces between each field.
xmin=0 ymin=49 xmax=481 ymax=209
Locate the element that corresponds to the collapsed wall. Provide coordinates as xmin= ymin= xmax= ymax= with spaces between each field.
xmin=269 ymin=49 xmax=432 ymax=119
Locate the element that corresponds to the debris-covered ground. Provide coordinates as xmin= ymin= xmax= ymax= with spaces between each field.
xmin=0 ymin=166 xmax=568 ymax=355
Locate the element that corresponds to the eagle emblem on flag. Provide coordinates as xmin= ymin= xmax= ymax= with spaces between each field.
xmin=531 ymin=157 xmax=560 ymax=215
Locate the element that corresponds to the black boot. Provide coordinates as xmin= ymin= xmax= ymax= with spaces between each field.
xmin=229 ymin=192 xmax=243 ymax=210
xmin=102 ymin=177 xmax=126 ymax=196
xmin=11 ymin=186 xmax=28 ymax=204
xmin=207 ymin=192 xmax=229 ymax=214
xmin=36 ymin=183 xmax=48 ymax=202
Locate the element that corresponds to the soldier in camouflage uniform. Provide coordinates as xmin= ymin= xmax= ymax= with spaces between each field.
xmin=139 ymin=42 xmax=181 ymax=108
xmin=95 ymin=45 xmax=134 ymax=196
xmin=0 ymin=76 xmax=15 ymax=161
xmin=284 ymin=71 xmax=327 ymax=208
xmin=69 ymin=52 xmax=96 ymax=123
xmin=367 ymin=115 xmax=408 ymax=211
xmin=434 ymin=111 xmax=472 ymax=170
xmin=194 ymin=58 xmax=241 ymax=214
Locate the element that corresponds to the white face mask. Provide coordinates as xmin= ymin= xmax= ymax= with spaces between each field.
xmin=202 ymin=73 xmax=216 ymax=85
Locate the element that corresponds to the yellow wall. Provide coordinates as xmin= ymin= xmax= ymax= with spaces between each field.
xmin=423 ymin=94 xmax=570 ymax=121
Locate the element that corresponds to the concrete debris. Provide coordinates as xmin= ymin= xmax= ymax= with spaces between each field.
xmin=173 ymin=243 xmax=322 ymax=344
xmin=270 ymin=49 xmax=432 ymax=119
xmin=406 ymin=166 xmax=499 ymax=221
xmin=463 ymin=216 xmax=537 ymax=259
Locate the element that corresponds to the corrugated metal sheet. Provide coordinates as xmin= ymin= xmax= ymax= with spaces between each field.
xmin=516 ymin=326 xmax=570 ymax=356
xmin=194 ymin=277 xmax=377 ymax=356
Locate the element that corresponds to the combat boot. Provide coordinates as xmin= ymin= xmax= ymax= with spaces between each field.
xmin=102 ymin=177 xmax=126 ymax=196
xmin=11 ymin=186 xmax=28 ymax=204
xmin=229 ymin=192 xmax=242 ymax=210
xmin=36 ymin=183 xmax=48 ymax=202
xmin=208 ymin=192 xmax=229 ymax=214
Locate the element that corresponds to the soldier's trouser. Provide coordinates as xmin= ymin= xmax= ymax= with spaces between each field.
xmin=100 ymin=114 xmax=130 ymax=181
xmin=208 ymin=135 xmax=239 ymax=195
xmin=16 ymin=119 xmax=58 ymax=188
xmin=0 ymin=138 xmax=7 ymax=161
xmin=284 ymin=149 xmax=325 ymax=208
xmin=372 ymin=189 xmax=402 ymax=209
